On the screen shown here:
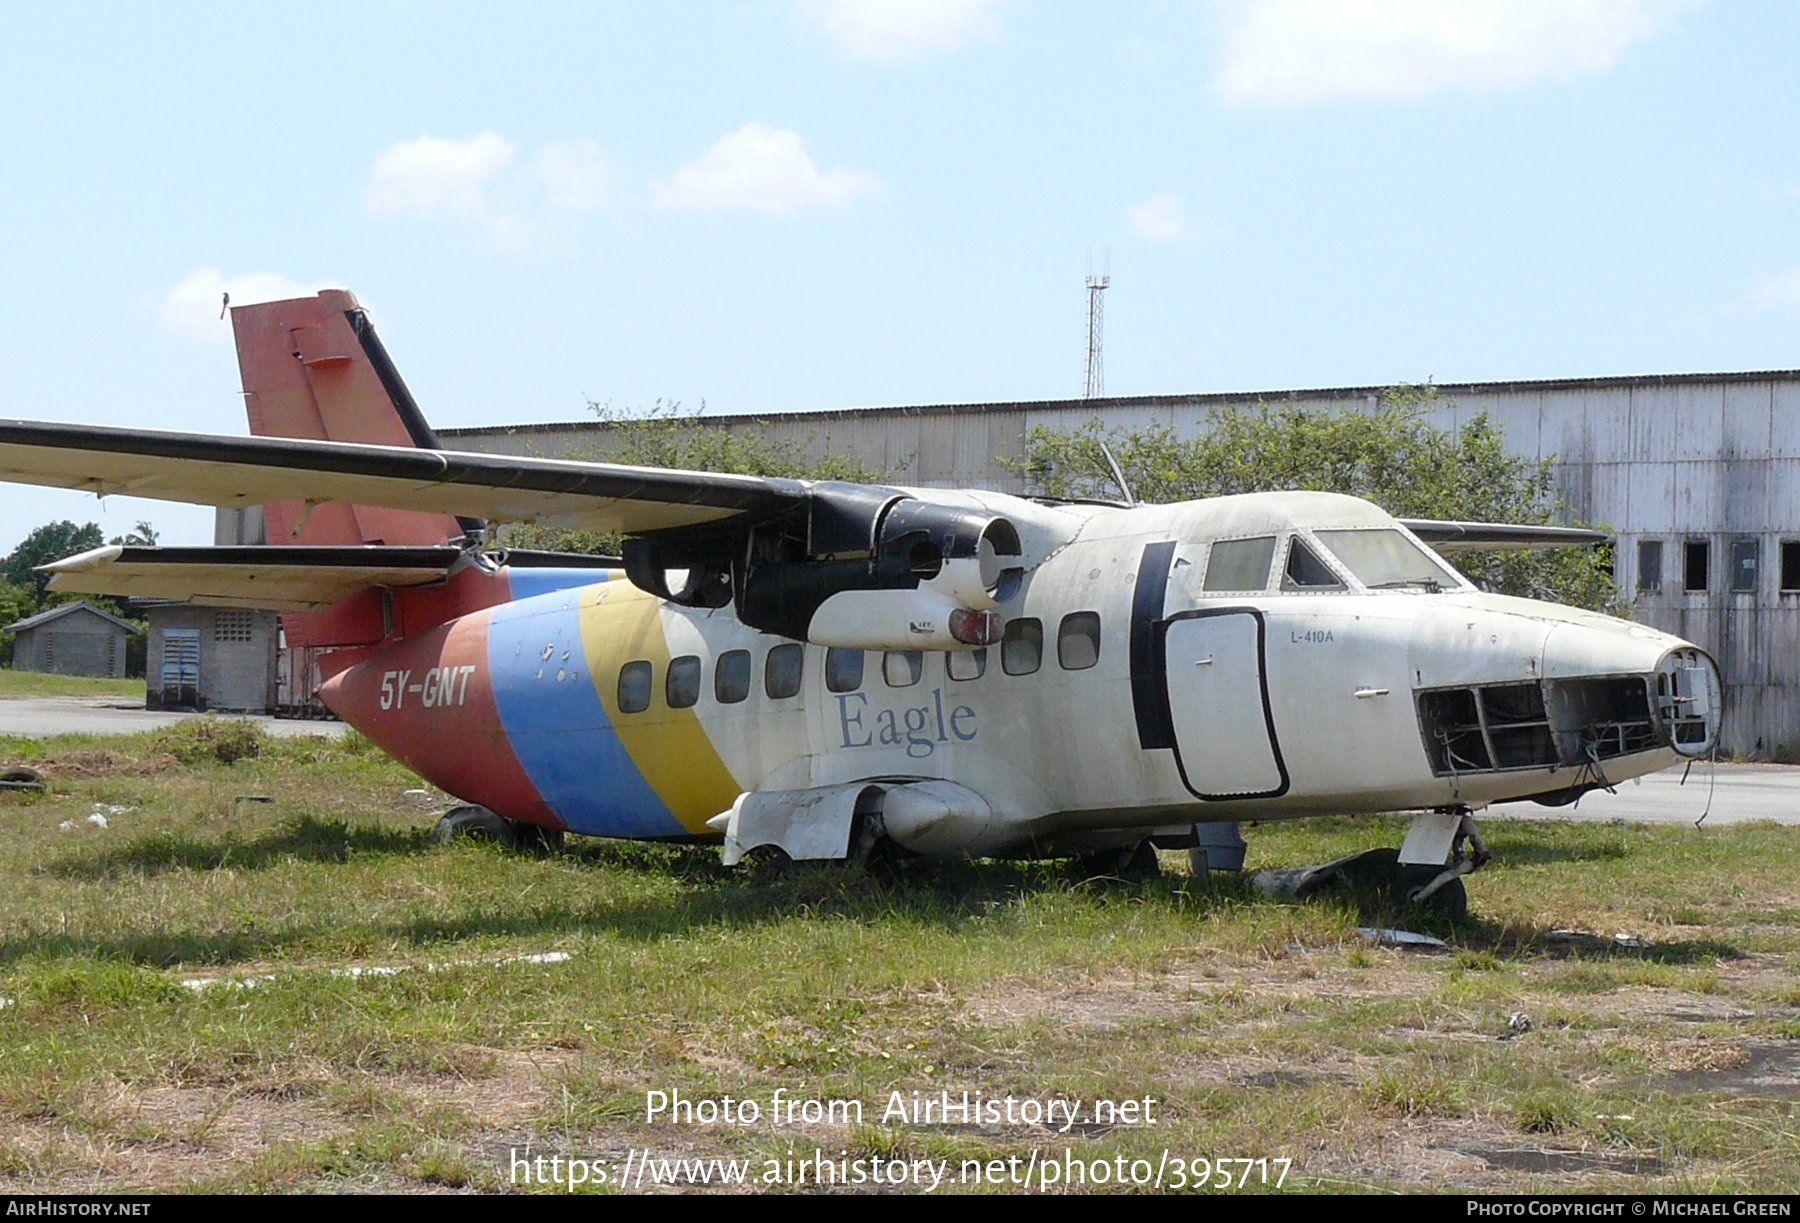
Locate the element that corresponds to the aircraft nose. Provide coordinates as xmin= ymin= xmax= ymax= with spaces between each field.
xmin=1414 ymin=606 xmax=1721 ymax=775
xmin=1653 ymin=646 xmax=1721 ymax=758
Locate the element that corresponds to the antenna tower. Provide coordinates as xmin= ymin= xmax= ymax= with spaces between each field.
xmin=1084 ymin=256 xmax=1110 ymax=398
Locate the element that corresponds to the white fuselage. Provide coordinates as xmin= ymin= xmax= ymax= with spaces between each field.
xmin=597 ymin=489 xmax=1718 ymax=857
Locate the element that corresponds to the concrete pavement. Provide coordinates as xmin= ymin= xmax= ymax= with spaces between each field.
xmin=1500 ymin=760 xmax=1799 ymax=826
xmin=0 ymin=696 xmax=345 ymax=739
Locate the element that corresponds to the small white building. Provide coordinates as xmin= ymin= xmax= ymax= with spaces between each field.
xmin=6 ymin=602 xmax=133 ymax=678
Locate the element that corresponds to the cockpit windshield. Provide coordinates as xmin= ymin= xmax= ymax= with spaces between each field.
xmin=1315 ymin=528 xmax=1463 ymax=592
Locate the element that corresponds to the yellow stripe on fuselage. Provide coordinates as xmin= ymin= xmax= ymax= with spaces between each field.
xmin=581 ymin=583 xmax=741 ymax=833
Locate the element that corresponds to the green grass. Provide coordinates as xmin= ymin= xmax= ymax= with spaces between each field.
xmin=0 ymin=727 xmax=1797 ymax=1192
xmin=0 ymin=669 xmax=145 ymax=698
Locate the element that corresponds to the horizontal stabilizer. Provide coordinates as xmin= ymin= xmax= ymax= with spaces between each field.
xmin=0 ymin=420 xmax=805 ymax=535
xmin=1398 ymin=519 xmax=1612 ymax=553
xmin=41 ymin=545 xmax=620 ymax=611
xmin=44 ymin=545 xmax=462 ymax=610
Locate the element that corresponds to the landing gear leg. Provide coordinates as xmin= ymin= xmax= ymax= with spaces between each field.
xmin=1396 ymin=807 xmax=1489 ymax=922
xmin=1187 ymin=821 xmax=1247 ymax=881
xmin=1252 ymin=809 xmax=1487 ymax=922
xmin=1078 ymin=839 xmax=1161 ymax=882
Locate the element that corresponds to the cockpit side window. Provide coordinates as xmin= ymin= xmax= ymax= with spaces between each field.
xmin=1282 ymin=537 xmax=1344 ymax=591
xmin=1202 ymin=536 xmax=1276 ymax=592
xmin=1315 ymin=528 xmax=1462 ymax=591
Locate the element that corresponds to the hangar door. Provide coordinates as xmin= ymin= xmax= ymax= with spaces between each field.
xmin=1161 ymin=609 xmax=1288 ymax=800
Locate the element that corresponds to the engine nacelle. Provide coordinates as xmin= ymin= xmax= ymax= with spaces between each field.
xmin=628 ymin=484 xmax=1025 ymax=643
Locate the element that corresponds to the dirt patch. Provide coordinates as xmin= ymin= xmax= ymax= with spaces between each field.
xmin=1656 ymin=1040 xmax=1800 ymax=1095
xmin=967 ymin=954 xmax=1444 ymax=1033
xmin=42 ymin=750 xmax=179 ymax=778
xmin=0 ymin=1046 xmax=584 ymax=1193
xmin=1304 ymin=1116 xmax=1668 ymax=1192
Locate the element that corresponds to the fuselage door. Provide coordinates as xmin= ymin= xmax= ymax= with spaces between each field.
xmin=1161 ymin=609 xmax=1289 ymax=800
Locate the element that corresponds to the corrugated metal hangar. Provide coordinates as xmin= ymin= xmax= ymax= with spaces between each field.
xmin=443 ymin=368 xmax=1800 ymax=760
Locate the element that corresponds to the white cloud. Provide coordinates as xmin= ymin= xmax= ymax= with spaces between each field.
xmin=800 ymin=0 xmax=1004 ymax=60
xmin=652 ymin=123 xmax=885 ymax=215
xmin=1213 ymin=0 xmax=1696 ymax=106
xmin=160 ymin=269 xmax=335 ymax=344
xmin=1746 ymin=265 xmax=1800 ymax=313
xmin=364 ymin=133 xmax=618 ymax=250
xmin=1127 ymin=193 xmax=1187 ymax=242
xmin=366 ymin=132 xmax=516 ymax=219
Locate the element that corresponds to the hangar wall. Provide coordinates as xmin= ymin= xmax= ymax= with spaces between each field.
xmin=443 ymin=369 xmax=1800 ymax=759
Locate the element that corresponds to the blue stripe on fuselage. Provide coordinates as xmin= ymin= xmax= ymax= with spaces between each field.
xmin=485 ymin=589 xmax=685 ymax=838
xmin=502 ymin=566 xmax=619 ymax=603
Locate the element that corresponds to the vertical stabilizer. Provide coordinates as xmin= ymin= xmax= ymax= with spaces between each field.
xmin=230 ymin=290 xmax=467 ymax=548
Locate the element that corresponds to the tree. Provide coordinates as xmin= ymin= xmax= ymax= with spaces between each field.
xmin=1020 ymin=386 xmax=1621 ymax=612
xmin=3 ymin=520 xmax=103 ymax=601
xmin=0 ymin=581 xmax=34 ymax=666
xmin=498 ymin=401 xmax=891 ymax=556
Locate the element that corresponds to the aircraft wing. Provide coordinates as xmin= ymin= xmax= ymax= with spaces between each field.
xmin=1398 ymin=519 xmax=1612 ymax=553
xmin=0 ymin=420 xmax=807 ymax=534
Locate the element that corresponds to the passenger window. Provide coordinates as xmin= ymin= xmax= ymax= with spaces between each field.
xmin=1203 ymin=536 xmax=1276 ymax=592
xmin=1057 ymin=612 xmax=1101 ymax=670
xmin=946 ymin=647 xmax=987 ymax=681
xmin=1282 ymin=538 xmax=1343 ymax=590
xmin=826 ymin=647 xmax=865 ymax=693
xmin=618 ymin=660 xmax=652 ymax=714
xmin=1001 ymin=618 xmax=1042 ymax=676
xmin=715 ymin=649 xmax=751 ymax=704
xmin=883 ymin=650 xmax=923 ymax=687
xmin=765 ymin=643 xmax=803 ymax=699
xmin=666 ymin=655 xmax=701 ymax=709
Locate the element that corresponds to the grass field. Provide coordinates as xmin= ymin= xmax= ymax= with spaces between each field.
xmin=0 ymin=721 xmax=1795 ymax=1194
xmin=0 ymin=670 xmax=146 ymax=699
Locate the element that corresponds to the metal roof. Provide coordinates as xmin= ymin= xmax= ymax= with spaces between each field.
xmin=5 ymin=600 xmax=136 ymax=635
xmin=439 ymin=367 xmax=1800 ymax=439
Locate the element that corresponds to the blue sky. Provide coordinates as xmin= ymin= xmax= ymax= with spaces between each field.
xmin=0 ymin=0 xmax=1795 ymax=550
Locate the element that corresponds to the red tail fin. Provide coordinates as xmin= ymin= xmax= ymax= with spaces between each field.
xmin=230 ymin=289 xmax=467 ymax=548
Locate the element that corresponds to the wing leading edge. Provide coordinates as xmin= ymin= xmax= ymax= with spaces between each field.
xmin=1399 ymin=519 xmax=1612 ymax=553
xmin=0 ymin=419 xmax=807 ymax=535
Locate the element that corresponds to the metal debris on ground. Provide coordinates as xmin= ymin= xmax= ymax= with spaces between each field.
xmin=1354 ymin=927 xmax=1449 ymax=948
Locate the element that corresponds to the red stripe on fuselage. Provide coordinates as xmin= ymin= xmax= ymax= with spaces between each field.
xmin=320 ymin=610 xmax=562 ymax=830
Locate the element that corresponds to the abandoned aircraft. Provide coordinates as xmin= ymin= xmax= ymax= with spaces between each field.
xmin=1 ymin=291 xmax=1721 ymax=917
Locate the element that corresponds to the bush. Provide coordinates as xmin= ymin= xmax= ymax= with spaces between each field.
xmin=153 ymin=717 xmax=267 ymax=766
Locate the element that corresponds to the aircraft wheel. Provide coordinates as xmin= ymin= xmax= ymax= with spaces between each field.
xmin=1399 ymin=866 xmax=1469 ymax=923
xmin=431 ymin=804 xmax=518 ymax=848
xmin=511 ymin=822 xmax=566 ymax=854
